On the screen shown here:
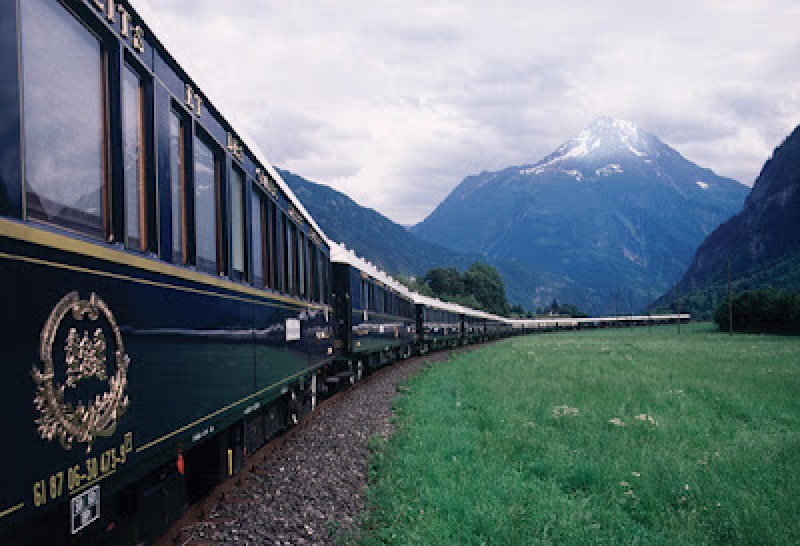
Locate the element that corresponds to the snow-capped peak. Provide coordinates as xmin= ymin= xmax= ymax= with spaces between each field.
xmin=528 ymin=116 xmax=653 ymax=174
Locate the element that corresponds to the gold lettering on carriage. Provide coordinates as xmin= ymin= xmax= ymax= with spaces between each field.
xmin=90 ymin=0 xmax=145 ymax=53
xmin=33 ymin=292 xmax=130 ymax=453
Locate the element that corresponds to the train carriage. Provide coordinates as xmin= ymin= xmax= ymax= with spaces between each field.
xmin=0 ymin=1 xmax=334 ymax=543
xmin=460 ymin=305 xmax=489 ymax=344
xmin=485 ymin=314 xmax=514 ymax=339
xmin=330 ymin=243 xmax=416 ymax=375
xmin=413 ymin=295 xmax=465 ymax=352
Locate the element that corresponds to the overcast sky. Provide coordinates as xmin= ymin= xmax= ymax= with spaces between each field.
xmin=132 ymin=0 xmax=800 ymax=225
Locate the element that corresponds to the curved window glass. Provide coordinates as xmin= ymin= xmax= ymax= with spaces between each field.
xmin=169 ymin=111 xmax=185 ymax=263
xmin=194 ymin=136 xmax=217 ymax=273
xmin=231 ymin=168 xmax=246 ymax=279
xmin=267 ymin=200 xmax=277 ymax=289
xmin=298 ymin=231 xmax=306 ymax=298
xmin=280 ymin=212 xmax=288 ymax=293
xmin=251 ymin=192 xmax=264 ymax=287
xmin=122 ymin=65 xmax=145 ymax=250
xmin=309 ymin=241 xmax=319 ymax=302
xmin=21 ymin=0 xmax=105 ymax=237
xmin=292 ymin=224 xmax=300 ymax=296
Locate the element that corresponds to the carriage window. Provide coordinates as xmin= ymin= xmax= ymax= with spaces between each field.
xmin=169 ymin=110 xmax=185 ymax=263
xmin=309 ymin=241 xmax=319 ymax=302
xmin=122 ymin=64 xmax=146 ymax=250
xmin=297 ymin=228 xmax=306 ymax=297
xmin=251 ymin=191 xmax=264 ymax=287
xmin=21 ymin=0 xmax=106 ymax=237
xmin=325 ymin=259 xmax=331 ymax=305
xmin=283 ymin=214 xmax=293 ymax=294
xmin=290 ymin=223 xmax=300 ymax=297
xmin=361 ymin=280 xmax=367 ymax=311
xmin=194 ymin=136 xmax=218 ymax=273
xmin=316 ymin=246 xmax=325 ymax=303
xmin=266 ymin=200 xmax=277 ymax=290
xmin=231 ymin=168 xmax=246 ymax=280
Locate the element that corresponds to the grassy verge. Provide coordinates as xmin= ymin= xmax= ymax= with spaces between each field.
xmin=360 ymin=324 xmax=800 ymax=544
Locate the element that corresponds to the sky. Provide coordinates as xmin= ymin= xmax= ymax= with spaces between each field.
xmin=132 ymin=0 xmax=800 ymax=225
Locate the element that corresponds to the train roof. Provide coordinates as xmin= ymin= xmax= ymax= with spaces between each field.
xmin=412 ymin=293 xmax=466 ymax=314
xmin=412 ymin=294 xmax=508 ymax=323
xmin=329 ymin=243 xmax=415 ymax=300
xmin=329 ymin=243 xmax=511 ymax=321
xmin=508 ymin=314 xmax=691 ymax=328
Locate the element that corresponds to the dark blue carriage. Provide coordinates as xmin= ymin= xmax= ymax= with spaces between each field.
xmin=0 ymin=1 xmax=333 ymax=543
xmin=330 ymin=244 xmax=416 ymax=375
xmin=413 ymin=295 xmax=464 ymax=352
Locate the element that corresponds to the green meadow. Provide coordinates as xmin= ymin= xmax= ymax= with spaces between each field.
xmin=360 ymin=324 xmax=800 ymax=545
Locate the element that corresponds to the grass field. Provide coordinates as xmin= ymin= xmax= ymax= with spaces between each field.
xmin=359 ymin=324 xmax=800 ymax=545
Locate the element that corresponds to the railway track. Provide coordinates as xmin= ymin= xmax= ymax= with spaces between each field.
xmin=156 ymin=348 xmax=468 ymax=545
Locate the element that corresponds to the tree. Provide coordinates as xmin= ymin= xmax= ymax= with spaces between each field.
xmin=416 ymin=262 xmax=511 ymax=316
xmin=556 ymin=303 xmax=589 ymax=318
xmin=714 ymin=288 xmax=800 ymax=334
xmin=509 ymin=304 xmax=533 ymax=318
xmin=424 ymin=267 xmax=464 ymax=296
xmin=397 ymin=275 xmax=433 ymax=296
xmin=463 ymin=262 xmax=509 ymax=316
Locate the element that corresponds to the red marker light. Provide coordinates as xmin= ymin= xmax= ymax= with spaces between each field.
xmin=177 ymin=450 xmax=185 ymax=475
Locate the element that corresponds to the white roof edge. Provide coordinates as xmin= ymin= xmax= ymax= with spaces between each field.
xmin=329 ymin=242 xmax=415 ymax=299
xmin=330 ymin=242 xmax=512 ymax=320
xmin=508 ymin=313 xmax=690 ymax=326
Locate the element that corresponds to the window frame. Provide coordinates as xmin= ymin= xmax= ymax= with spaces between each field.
xmin=20 ymin=0 xmax=112 ymax=240
xmin=297 ymin=230 xmax=306 ymax=299
xmin=168 ymin=104 xmax=189 ymax=265
xmin=289 ymin=220 xmax=300 ymax=297
xmin=250 ymin=186 xmax=266 ymax=288
xmin=121 ymin=59 xmax=149 ymax=252
xmin=192 ymin=128 xmax=222 ymax=275
xmin=281 ymin=212 xmax=290 ymax=294
xmin=229 ymin=164 xmax=247 ymax=282
xmin=266 ymin=198 xmax=277 ymax=290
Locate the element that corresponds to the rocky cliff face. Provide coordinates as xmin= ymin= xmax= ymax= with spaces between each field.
xmin=681 ymin=124 xmax=800 ymax=286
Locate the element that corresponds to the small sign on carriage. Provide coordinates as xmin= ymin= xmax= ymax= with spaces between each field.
xmin=70 ymin=485 xmax=100 ymax=534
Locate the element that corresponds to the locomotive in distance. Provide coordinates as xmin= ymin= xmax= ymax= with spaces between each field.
xmin=0 ymin=1 xmax=688 ymax=544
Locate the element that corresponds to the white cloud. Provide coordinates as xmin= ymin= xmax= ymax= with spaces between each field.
xmin=132 ymin=0 xmax=800 ymax=224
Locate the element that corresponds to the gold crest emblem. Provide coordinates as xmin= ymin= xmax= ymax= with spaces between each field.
xmin=33 ymin=292 xmax=130 ymax=452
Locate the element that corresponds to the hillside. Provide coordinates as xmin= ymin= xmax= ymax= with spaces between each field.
xmin=655 ymin=124 xmax=800 ymax=318
xmin=279 ymin=169 xmax=591 ymax=311
xmin=279 ymin=169 xmax=475 ymax=276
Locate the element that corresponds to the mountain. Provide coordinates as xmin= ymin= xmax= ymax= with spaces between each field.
xmin=412 ymin=116 xmax=749 ymax=313
xmin=655 ymin=124 xmax=800 ymax=318
xmin=279 ymin=169 xmax=592 ymax=311
xmin=279 ymin=168 xmax=474 ymax=276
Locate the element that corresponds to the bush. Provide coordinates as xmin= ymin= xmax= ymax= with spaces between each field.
xmin=714 ymin=289 xmax=800 ymax=334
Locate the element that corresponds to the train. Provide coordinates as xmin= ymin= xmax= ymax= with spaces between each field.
xmin=0 ymin=1 xmax=689 ymax=544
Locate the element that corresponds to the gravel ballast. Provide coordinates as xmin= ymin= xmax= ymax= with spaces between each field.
xmin=170 ymin=352 xmax=451 ymax=545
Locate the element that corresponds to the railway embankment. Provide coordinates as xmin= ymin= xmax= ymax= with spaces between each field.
xmin=160 ymin=350 xmax=457 ymax=545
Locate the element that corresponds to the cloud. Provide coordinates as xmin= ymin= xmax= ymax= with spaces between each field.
xmin=132 ymin=0 xmax=800 ymax=224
